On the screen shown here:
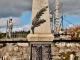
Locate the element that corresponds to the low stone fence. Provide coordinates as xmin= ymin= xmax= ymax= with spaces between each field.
xmin=0 ymin=43 xmax=29 ymax=60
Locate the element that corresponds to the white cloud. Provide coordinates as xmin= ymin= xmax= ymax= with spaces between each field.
xmin=12 ymin=25 xmax=31 ymax=32
xmin=0 ymin=29 xmax=3 ymax=32
xmin=0 ymin=17 xmax=21 ymax=28
xmin=0 ymin=24 xmax=31 ymax=33
xmin=0 ymin=28 xmax=7 ymax=33
xmin=0 ymin=17 xmax=22 ymax=33
xmin=67 ymin=24 xmax=74 ymax=29
xmin=13 ymin=28 xmax=23 ymax=32
xmin=22 ymin=25 xmax=31 ymax=31
xmin=68 ymin=24 xmax=74 ymax=27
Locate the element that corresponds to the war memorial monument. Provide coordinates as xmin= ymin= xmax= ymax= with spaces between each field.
xmin=0 ymin=0 xmax=80 ymax=60
xmin=27 ymin=0 xmax=54 ymax=60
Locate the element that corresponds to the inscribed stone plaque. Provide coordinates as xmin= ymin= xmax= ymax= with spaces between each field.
xmin=30 ymin=44 xmax=52 ymax=60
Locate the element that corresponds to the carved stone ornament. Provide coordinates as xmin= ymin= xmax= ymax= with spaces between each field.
xmin=31 ymin=6 xmax=48 ymax=34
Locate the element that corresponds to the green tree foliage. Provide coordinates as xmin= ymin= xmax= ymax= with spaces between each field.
xmin=0 ymin=30 xmax=30 ymax=39
xmin=0 ymin=32 xmax=6 ymax=39
xmin=12 ymin=30 xmax=30 ymax=38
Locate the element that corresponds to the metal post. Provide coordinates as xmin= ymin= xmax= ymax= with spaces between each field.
xmin=61 ymin=4 xmax=64 ymax=31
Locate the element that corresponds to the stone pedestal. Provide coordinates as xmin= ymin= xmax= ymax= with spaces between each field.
xmin=30 ymin=42 xmax=52 ymax=60
xmin=27 ymin=34 xmax=54 ymax=41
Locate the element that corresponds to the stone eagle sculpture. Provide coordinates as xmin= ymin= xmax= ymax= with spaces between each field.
xmin=31 ymin=6 xmax=48 ymax=34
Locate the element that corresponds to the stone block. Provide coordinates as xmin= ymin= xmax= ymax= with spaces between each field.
xmin=17 ymin=43 xmax=28 ymax=46
xmin=27 ymin=34 xmax=54 ymax=41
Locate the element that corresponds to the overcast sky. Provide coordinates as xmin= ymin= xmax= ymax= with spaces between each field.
xmin=0 ymin=0 xmax=80 ymax=17
xmin=0 ymin=0 xmax=80 ymax=32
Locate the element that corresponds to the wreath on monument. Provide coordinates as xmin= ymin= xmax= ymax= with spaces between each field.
xmin=31 ymin=6 xmax=48 ymax=34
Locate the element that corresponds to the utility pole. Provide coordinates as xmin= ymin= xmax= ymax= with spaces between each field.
xmin=61 ymin=3 xmax=64 ymax=31
xmin=54 ymin=0 xmax=60 ymax=35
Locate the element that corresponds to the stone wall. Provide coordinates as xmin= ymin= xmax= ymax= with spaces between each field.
xmin=0 ymin=42 xmax=80 ymax=60
xmin=0 ymin=43 xmax=29 ymax=60
xmin=52 ymin=42 xmax=80 ymax=60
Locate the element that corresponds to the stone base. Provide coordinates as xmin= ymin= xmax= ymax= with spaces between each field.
xmin=27 ymin=34 xmax=54 ymax=41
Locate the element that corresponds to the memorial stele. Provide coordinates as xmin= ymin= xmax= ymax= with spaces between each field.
xmin=27 ymin=0 xmax=54 ymax=41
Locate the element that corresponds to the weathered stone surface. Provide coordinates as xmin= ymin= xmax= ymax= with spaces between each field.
xmin=17 ymin=43 xmax=28 ymax=46
xmin=13 ymin=46 xmax=18 ymax=51
xmin=12 ymin=51 xmax=23 ymax=56
xmin=52 ymin=43 xmax=80 ymax=60
xmin=31 ymin=0 xmax=51 ymax=34
xmin=52 ymin=56 xmax=61 ymax=60
xmin=0 ymin=43 xmax=80 ymax=60
xmin=27 ymin=0 xmax=54 ymax=41
xmin=27 ymin=34 xmax=54 ymax=41
xmin=0 ymin=43 xmax=29 ymax=60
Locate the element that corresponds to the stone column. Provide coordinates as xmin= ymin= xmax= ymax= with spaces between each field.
xmin=27 ymin=0 xmax=54 ymax=41
xmin=54 ymin=0 xmax=60 ymax=35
